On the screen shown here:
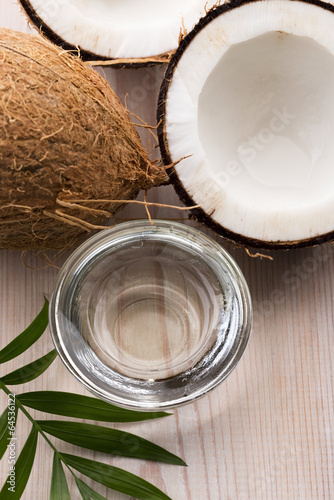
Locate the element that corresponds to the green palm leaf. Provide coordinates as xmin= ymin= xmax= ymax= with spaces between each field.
xmin=0 ymin=408 xmax=9 ymax=461
xmin=0 ymin=426 xmax=38 ymax=500
xmin=50 ymin=452 xmax=71 ymax=500
xmin=0 ymin=298 xmax=182 ymax=500
xmin=0 ymin=402 xmax=18 ymax=461
xmin=75 ymin=478 xmax=108 ymax=500
xmin=38 ymin=420 xmax=186 ymax=465
xmin=0 ymin=350 xmax=57 ymax=385
xmin=0 ymin=298 xmax=48 ymax=364
xmin=63 ymin=453 xmax=172 ymax=500
xmin=18 ymin=391 xmax=170 ymax=422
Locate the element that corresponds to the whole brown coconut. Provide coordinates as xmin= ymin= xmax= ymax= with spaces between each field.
xmin=0 ymin=28 xmax=166 ymax=249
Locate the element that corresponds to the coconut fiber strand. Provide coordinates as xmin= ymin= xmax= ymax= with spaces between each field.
xmin=0 ymin=28 xmax=166 ymax=249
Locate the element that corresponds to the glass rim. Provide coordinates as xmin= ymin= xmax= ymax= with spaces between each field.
xmin=49 ymin=219 xmax=253 ymax=410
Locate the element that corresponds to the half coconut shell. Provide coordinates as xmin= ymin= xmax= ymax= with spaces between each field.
xmin=19 ymin=0 xmax=221 ymax=66
xmin=158 ymin=0 xmax=334 ymax=249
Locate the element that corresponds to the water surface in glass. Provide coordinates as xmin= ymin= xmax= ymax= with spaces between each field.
xmin=78 ymin=240 xmax=227 ymax=379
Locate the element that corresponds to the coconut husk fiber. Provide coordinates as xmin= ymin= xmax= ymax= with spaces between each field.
xmin=0 ymin=28 xmax=167 ymax=249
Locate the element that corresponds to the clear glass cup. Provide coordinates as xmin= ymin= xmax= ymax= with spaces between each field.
xmin=49 ymin=220 xmax=252 ymax=410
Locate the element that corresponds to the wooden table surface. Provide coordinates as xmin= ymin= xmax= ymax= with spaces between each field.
xmin=0 ymin=2 xmax=333 ymax=499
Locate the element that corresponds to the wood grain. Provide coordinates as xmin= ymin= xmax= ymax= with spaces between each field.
xmin=0 ymin=2 xmax=334 ymax=499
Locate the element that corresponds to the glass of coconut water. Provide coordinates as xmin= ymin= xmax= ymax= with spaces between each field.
xmin=49 ymin=220 xmax=252 ymax=410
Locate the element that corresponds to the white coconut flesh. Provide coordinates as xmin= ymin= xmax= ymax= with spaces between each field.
xmin=163 ymin=0 xmax=334 ymax=245
xmin=27 ymin=0 xmax=219 ymax=59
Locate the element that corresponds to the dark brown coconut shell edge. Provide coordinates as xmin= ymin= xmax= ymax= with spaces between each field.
xmin=157 ymin=0 xmax=334 ymax=250
xmin=19 ymin=0 xmax=173 ymax=68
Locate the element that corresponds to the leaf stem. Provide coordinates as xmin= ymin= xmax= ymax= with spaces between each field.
xmin=0 ymin=380 xmax=78 ymax=481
